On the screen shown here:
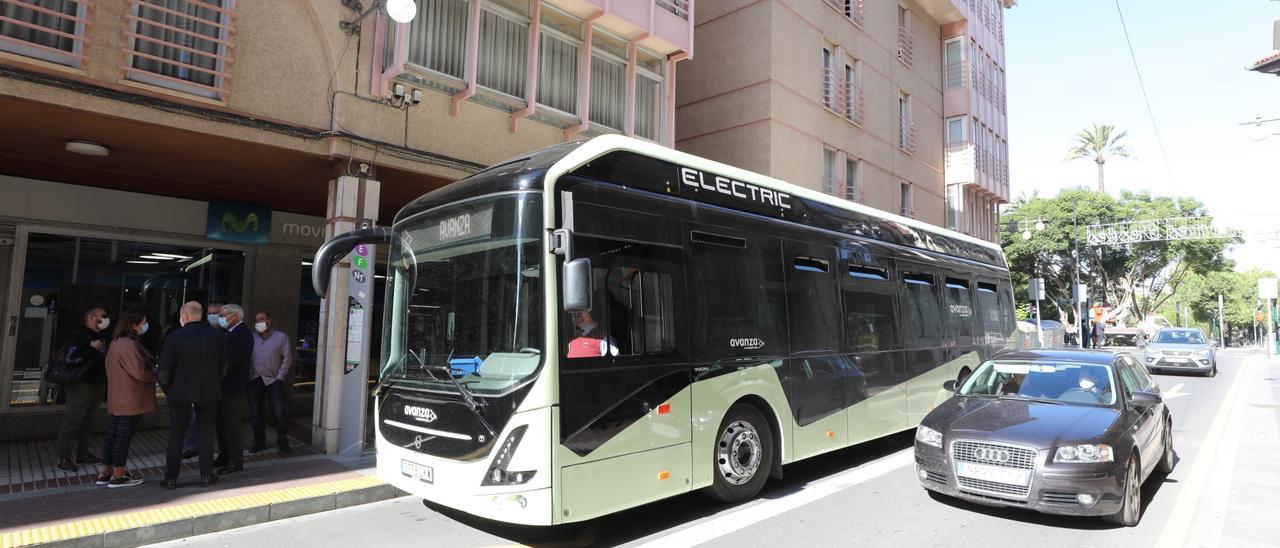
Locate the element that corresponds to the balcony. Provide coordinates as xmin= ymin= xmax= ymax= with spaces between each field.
xmin=822 ymin=67 xmax=839 ymax=112
xmin=823 ymin=175 xmax=839 ymax=195
xmin=0 ymin=0 xmax=92 ymax=68
xmin=844 ymin=0 xmax=864 ymax=27
xmin=655 ymin=0 xmax=689 ymax=19
xmin=898 ymin=115 xmax=917 ymax=154
xmin=844 ymin=185 xmax=862 ymax=203
xmin=845 ymin=79 xmax=865 ymax=126
xmin=122 ymin=0 xmax=237 ymax=101
xmin=897 ymin=26 xmax=913 ymax=67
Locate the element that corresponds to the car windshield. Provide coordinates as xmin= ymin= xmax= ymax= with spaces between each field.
xmin=1152 ymin=330 xmax=1205 ymax=344
xmin=379 ymin=192 xmax=544 ymax=396
xmin=959 ymin=360 xmax=1117 ymax=406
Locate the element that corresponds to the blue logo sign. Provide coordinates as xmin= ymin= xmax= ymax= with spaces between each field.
xmin=206 ymin=201 xmax=272 ymax=245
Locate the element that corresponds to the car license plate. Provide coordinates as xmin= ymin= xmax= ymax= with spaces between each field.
xmin=956 ymin=462 xmax=1030 ymax=486
xmin=1166 ymin=357 xmax=1188 ymax=363
xmin=401 ymin=460 xmax=433 ymax=484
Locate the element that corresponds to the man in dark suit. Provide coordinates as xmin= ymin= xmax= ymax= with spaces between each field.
xmin=214 ymin=303 xmax=253 ymax=475
xmin=158 ymin=301 xmax=225 ymax=488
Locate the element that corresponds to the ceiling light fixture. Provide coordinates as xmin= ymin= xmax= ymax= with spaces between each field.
xmin=152 ymin=253 xmax=191 ymax=259
xmin=65 ymin=140 xmax=110 ymax=157
xmin=126 ymin=260 xmax=159 ymax=265
xmin=139 ymin=254 xmax=173 ymax=260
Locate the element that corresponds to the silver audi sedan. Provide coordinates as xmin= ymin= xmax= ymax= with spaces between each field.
xmin=1143 ymin=328 xmax=1216 ymax=377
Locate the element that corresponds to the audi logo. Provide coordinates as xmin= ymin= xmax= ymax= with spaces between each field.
xmin=972 ymin=447 xmax=1012 ymax=463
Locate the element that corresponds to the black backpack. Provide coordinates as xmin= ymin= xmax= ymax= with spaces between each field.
xmin=44 ymin=344 xmax=88 ymax=386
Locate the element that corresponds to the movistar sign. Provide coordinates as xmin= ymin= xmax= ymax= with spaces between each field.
xmin=206 ymin=201 xmax=273 ymax=245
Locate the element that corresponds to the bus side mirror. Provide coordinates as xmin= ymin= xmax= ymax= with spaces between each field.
xmin=942 ymin=380 xmax=958 ymax=392
xmin=563 ymin=258 xmax=592 ymax=312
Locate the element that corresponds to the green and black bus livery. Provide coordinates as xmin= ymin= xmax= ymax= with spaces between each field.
xmin=315 ymin=135 xmax=1015 ymax=525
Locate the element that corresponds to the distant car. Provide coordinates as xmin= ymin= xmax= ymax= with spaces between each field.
xmin=914 ymin=350 xmax=1174 ymax=527
xmin=1143 ymin=328 xmax=1216 ymax=377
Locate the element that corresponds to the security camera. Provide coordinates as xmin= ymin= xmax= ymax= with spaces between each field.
xmin=408 ymin=88 xmax=423 ymax=105
xmin=392 ymin=83 xmax=406 ymax=100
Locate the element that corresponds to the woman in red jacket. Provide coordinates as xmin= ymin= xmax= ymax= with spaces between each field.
xmin=97 ymin=310 xmax=157 ymax=488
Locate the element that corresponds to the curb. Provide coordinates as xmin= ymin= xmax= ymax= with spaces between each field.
xmin=0 ymin=476 xmax=406 ymax=548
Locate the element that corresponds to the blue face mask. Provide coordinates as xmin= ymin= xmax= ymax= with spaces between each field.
xmin=207 ymin=313 xmax=219 ymax=325
xmin=217 ymin=316 xmax=229 ymax=328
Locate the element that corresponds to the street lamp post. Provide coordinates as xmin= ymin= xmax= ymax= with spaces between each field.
xmin=1023 ymin=219 xmax=1047 ymax=347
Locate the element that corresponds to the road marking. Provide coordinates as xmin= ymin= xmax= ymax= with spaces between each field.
xmin=634 ymin=449 xmax=913 ymax=548
xmin=1163 ymin=383 xmax=1188 ymax=400
xmin=1155 ymin=353 xmax=1253 ymax=548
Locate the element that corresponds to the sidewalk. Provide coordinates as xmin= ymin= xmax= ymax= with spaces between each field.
xmin=1213 ymin=353 xmax=1280 ymax=547
xmin=0 ymin=429 xmax=404 ymax=548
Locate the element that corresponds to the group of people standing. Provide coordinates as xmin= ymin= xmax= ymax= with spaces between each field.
xmin=52 ymin=301 xmax=293 ymax=489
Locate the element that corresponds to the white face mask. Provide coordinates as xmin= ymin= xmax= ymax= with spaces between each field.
xmin=97 ymin=317 xmax=111 ymax=330
xmin=255 ymin=322 xmax=268 ymax=334
xmin=138 ymin=322 xmax=150 ymax=336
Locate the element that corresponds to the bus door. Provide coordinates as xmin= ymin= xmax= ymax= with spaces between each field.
xmin=841 ymin=245 xmax=908 ymax=443
xmin=940 ymin=271 xmax=982 ymax=382
xmin=974 ymin=279 xmax=1007 ymax=359
xmin=556 ymin=185 xmax=691 ymax=519
xmin=781 ymin=239 xmax=847 ymax=458
xmin=897 ymin=262 xmax=945 ymax=425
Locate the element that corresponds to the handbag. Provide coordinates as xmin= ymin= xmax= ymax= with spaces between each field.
xmin=43 ymin=344 xmax=89 ymax=386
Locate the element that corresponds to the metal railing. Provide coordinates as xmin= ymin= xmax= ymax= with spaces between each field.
xmin=944 ymin=61 xmax=966 ymax=90
xmin=121 ymin=0 xmax=237 ymax=100
xmin=899 ymin=115 xmax=917 ymax=154
xmin=896 ymin=25 xmax=913 ymax=67
xmin=844 ymin=184 xmax=863 ymax=203
xmin=900 ymin=207 xmax=916 ymax=218
xmin=844 ymin=0 xmax=864 ymax=26
xmin=822 ymin=175 xmax=839 ymax=195
xmin=845 ymin=79 xmax=864 ymax=126
xmin=822 ymin=67 xmax=839 ymax=111
xmin=655 ymin=0 xmax=689 ymax=20
xmin=0 ymin=0 xmax=93 ymax=68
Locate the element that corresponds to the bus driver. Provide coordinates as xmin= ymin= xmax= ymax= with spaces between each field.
xmin=567 ymin=311 xmax=616 ymax=358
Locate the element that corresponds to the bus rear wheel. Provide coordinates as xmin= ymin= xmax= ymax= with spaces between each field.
xmin=704 ymin=403 xmax=774 ymax=503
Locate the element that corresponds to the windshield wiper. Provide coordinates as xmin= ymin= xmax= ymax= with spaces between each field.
xmin=995 ymin=395 xmax=1065 ymax=405
xmin=435 ymin=348 xmax=498 ymax=440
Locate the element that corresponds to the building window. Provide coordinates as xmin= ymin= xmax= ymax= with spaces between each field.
xmin=844 ymin=157 xmax=861 ymax=202
xmin=537 ymin=6 xmax=580 ymax=115
xmin=821 ymin=44 xmax=836 ymax=111
xmin=898 ymin=91 xmax=915 ymax=153
xmin=634 ymin=50 xmax=664 ymax=141
xmin=844 ymin=57 xmax=863 ymax=125
xmin=900 ymin=181 xmax=914 ymax=217
xmin=477 ymin=1 xmax=530 ymax=99
xmin=0 ymin=0 xmax=88 ymax=67
xmin=822 ymin=146 xmax=837 ymax=195
xmin=125 ymin=0 xmax=235 ymax=100
xmin=408 ymin=0 xmax=469 ymax=80
xmin=896 ymin=5 xmax=912 ymax=67
xmin=589 ymin=29 xmax=627 ymax=131
xmin=944 ymin=37 xmax=964 ymax=90
xmin=946 ymin=116 xmax=966 ymax=148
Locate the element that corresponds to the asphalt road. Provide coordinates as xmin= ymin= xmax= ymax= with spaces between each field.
xmin=151 ymin=349 xmax=1256 ymax=548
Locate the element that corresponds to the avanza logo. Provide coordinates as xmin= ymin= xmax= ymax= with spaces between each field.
xmin=403 ymin=405 xmax=438 ymax=423
xmin=729 ymin=338 xmax=766 ymax=351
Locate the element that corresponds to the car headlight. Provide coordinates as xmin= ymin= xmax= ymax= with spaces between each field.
xmin=1054 ymin=444 xmax=1114 ymax=463
xmin=915 ymin=425 xmax=943 ymax=449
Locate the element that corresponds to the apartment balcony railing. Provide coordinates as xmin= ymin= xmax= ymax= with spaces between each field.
xmin=122 ymin=0 xmax=237 ymax=100
xmin=0 ymin=0 xmax=93 ymax=68
xmin=944 ymin=61 xmax=966 ymax=91
xmin=823 ymin=175 xmax=839 ymax=195
xmin=900 ymin=207 xmax=916 ymax=218
xmin=844 ymin=0 xmax=864 ymax=27
xmin=844 ymin=185 xmax=863 ymax=203
xmin=845 ymin=79 xmax=864 ymax=126
xmin=821 ymin=67 xmax=840 ymax=112
xmin=655 ymin=0 xmax=689 ymax=20
xmin=899 ymin=115 xmax=917 ymax=154
xmin=896 ymin=26 xmax=913 ymax=67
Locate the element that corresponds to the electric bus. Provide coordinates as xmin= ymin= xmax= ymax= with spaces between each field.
xmin=312 ymin=135 xmax=1015 ymax=525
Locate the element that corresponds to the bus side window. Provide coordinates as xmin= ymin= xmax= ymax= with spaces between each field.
xmin=843 ymin=265 xmax=900 ymax=353
xmin=976 ymin=282 xmax=1002 ymax=343
xmin=687 ymin=228 xmax=787 ymax=362
xmin=997 ymin=285 xmax=1015 ymax=335
xmin=901 ymin=271 xmax=942 ymax=347
xmin=563 ymin=236 xmax=680 ymax=360
xmin=944 ymin=277 xmax=975 ymax=346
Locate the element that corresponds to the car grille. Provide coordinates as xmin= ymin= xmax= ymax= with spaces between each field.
xmin=1163 ymin=350 xmax=1191 ymax=357
xmin=925 ymin=470 xmax=948 ymax=484
xmin=1156 ymin=359 xmax=1195 ymax=368
xmin=951 ymin=440 xmax=1037 ymax=500
xmin=1041 ymin=491 xmax=1079 ymax=505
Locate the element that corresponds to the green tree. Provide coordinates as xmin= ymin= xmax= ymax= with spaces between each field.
xmin=1158 ymin=268 xmax=1273 ymax=340
xmin=1065 ymin=124 xmax=1132 ymax=194
xmin=1002 ymin=189 xmax=1235 ymax=326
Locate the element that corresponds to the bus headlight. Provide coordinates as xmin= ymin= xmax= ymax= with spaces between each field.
xmin=481 ymin=425 xmax=537 ymax=486
xmin=916 ymin=425 xmax=943 ymax=449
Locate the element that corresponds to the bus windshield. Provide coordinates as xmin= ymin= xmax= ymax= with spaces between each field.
xmin=380 ymin=192 xmax=544 ymax=396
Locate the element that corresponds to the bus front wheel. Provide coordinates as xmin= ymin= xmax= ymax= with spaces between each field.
xmin=704 ymin=403 xmax=774 ymax=503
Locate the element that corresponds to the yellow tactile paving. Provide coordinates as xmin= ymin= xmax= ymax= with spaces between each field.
xmin=0 ymin=475 xmax=384 ymax=548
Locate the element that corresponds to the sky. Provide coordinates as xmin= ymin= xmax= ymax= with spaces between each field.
xmin=1005 ymin=0 xmax=1280 ymax=272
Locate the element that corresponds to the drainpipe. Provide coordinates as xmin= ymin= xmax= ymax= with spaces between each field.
xmin=510 ymin=1 xmax=542 ymax=132
xmin=624 ymin=32 xmax=649 ymax=137
xmin=665 ymin=51 xmax=688 ymax=147
xmin=451 ymin=0 xmax=484 ymax=116
xmin=564 ymin=11 xmax=604 ymax=141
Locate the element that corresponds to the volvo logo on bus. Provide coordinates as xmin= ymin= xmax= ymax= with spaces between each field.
xmin=680 ymin=167 xmax=792 ymax=210
xmin=972 ymin=447 xmax=1011 ymax=463
xmin=404 ymin=405 xmax=438 ymax=424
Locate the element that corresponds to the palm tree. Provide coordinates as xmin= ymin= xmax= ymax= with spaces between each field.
xmin=1066 ymin=124 xmax=1132 ymax=193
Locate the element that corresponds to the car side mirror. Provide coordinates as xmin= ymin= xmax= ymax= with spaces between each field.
xmin=942 ymin=380 xmax=958 ymax=392
xmin=562 ymin=258 xmax=592 ymax=312
xmin=1130 ymin=391 xmax=1161 ymax=407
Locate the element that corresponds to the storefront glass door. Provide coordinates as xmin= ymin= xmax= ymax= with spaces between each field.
xmin=5 ymin=231 xmax=247 ymax=408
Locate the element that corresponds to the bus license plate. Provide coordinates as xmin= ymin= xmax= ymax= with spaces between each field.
xmin=956 ymin=462 xmax=1030 ymax=486
xmin=401 ymin=460 xmax=434 ymax=484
